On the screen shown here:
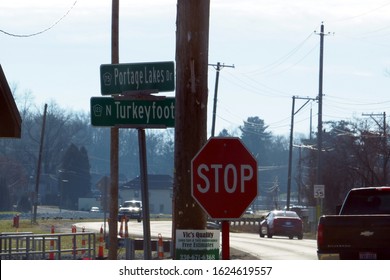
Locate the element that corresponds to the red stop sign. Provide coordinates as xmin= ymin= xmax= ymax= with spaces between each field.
xmin=191 ymin=137 xmax=258 ymax=219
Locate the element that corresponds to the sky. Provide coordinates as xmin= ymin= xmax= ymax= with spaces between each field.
xmin=1 ymin=0 xmax=390 ymax=138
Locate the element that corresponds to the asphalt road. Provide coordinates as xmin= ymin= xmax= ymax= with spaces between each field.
xmin=75 ymin=220 xmax=317 ymax=260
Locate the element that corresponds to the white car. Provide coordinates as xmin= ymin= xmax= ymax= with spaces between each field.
xmin=245 ymin=207 xmax=254 ymax=215
xmin=90 ymin=206 xmax=100 ymax=212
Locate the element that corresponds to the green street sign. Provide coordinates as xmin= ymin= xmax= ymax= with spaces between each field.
xmin=100 ymin=61 xmax=175 ymax=95
xmin=90 ymin=97 xmax=175 ymax=128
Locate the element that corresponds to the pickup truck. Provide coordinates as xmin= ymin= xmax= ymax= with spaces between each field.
xmin=118 ymin=200 xmax=142 ymax=223
xmin=317 ymin=186 xmax=390 ymax=260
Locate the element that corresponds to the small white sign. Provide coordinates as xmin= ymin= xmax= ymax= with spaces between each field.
xmin=314 ymin=184 xmax=325 ymax=198
xmin=176 ymin=229 xmax=220 ymax=260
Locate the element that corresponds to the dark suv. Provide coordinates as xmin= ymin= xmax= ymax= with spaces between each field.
xmin=118 ymin=200 xmax=142 ymax=222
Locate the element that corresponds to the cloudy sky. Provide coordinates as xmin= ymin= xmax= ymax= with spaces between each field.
xmin=1 ymin=0 xmax=390 ymax=137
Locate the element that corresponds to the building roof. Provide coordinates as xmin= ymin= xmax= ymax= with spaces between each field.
xmin=0 ymin=65 xmax=21 ymax=138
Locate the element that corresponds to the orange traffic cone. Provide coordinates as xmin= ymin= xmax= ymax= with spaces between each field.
xmin=49 ymin=225 xmax=55 ymax=260
xmin=158 ymin=234 xmax=164 ymax=259
xmin=97 ymin=226 xmax=104 ymax=259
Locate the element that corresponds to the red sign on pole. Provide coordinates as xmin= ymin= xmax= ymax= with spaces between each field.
xmin=191 ymin=137 xmax=258 ymax=220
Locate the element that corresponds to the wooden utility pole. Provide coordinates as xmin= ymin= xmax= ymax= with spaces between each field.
xmin=173 ymin=0 xmax=210 ymax=258
xmin=108 ymin=0 xmax=119 ymax=260
xmin=32 ymin=103 xmax=47 ymax=224
xmin=315 ymin=23 xmax=333 ymax=184
xmin=316 ymin=23 xmax=325 ymax=187
xmin=315 ymin=22 xmax=332 ymax=219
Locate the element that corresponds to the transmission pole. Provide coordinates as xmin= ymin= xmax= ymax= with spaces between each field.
xmin=314 ymin=22 xmax=332 ymax=219
xmin=209 ymin=62 xmax=234 ymax=137
xmin=315 ymin=22 xmax=332 ymax=186
xmin=316 ymin=23 xmax=324 ymax=186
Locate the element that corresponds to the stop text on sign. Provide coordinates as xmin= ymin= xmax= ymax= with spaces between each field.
xmin=196 ymin=163 xmax=254 ymax=193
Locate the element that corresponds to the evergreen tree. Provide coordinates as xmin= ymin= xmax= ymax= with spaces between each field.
xmin=239 ymin=116 xmax=289 ymax=205
xmin=59 ymin=143 xmax=91 ymax=210
xmin=240 ymin=116 xmax=272 ymax=161
xmin=218 ymin=129 xmax=232 ymax=137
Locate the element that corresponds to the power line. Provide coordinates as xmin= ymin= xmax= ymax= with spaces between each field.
xmin=335 ymin=1 xmax=390 ymax=22
xmin=0 ymin=1 xmax=78 ymax=38
xmin=244 ymin=31 xmax=315 ymax=75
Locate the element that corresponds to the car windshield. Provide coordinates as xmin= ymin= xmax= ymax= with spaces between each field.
xmin=123 ymin=201 xmax=141 ymax=208
xmin=274 ymin=211 xmax=298 ymax=218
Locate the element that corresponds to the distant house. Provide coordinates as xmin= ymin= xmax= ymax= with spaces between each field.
xmin=119 ymin=174 xmax=173 ymax=214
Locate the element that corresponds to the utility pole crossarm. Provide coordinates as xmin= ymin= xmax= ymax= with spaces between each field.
xmin=293 ymin=96 xmax=317 ymax=115
xmin=362 ymin=113 xmax=386 ymax=130
xmin=208 ymin=63 xmax=235 ymax=70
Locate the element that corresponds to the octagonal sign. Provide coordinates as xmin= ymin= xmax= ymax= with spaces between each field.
xmin=191 ymin=137 xmax=258 ymax=219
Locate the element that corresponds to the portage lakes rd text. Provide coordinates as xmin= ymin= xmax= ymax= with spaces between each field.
xmin=112 ymin=66 xmax=174 ymax=90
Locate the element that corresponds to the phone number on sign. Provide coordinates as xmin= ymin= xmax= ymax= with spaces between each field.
xmin=212 ymin=266 xmax=272 ymax=276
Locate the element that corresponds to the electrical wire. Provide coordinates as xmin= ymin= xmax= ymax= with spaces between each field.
xmin=0 ymin=1 xmax=78 ymax=38
xmin=264 ymin=42 xmax=319 ymax=77
xmin=223 ymin=69 xmax=291 ymax=98
xmin=244 ymin=32 xmax=315 ymax=75
xmin=335 ymin=0 xmax=390 ymax=22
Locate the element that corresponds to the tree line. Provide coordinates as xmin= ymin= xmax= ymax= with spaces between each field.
xmin=1 ymin=90 xmax=388 ymax=213
xmin=0 ymin=92 xmax=175 ymax=211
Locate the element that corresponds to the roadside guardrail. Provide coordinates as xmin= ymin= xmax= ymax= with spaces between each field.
xmin=0 ymin=231 xmax=96 ymax=260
